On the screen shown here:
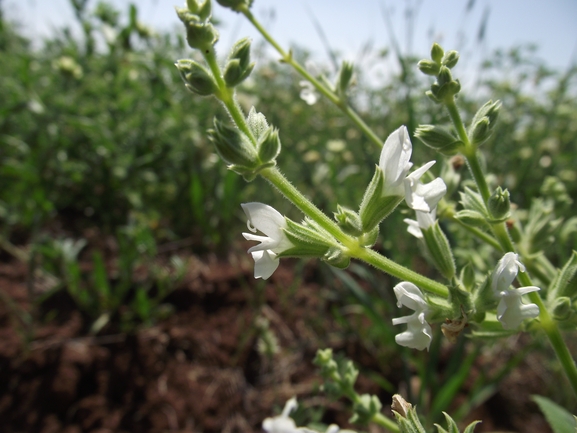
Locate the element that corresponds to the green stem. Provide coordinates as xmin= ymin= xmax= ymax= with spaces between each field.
xmin=447 ymin=214 xmax=503 ymax=251
xmin=260 ymin=166 xmax=449 ymax=298
xmin=203 ymin=48 xmax=255 ymax=143
xmin=239 ymin=7 xmax=384 ymax=150
xmin=445 ymin=98 xmax=491 ymax=203
xmin=373 ymin=412 xmax=400 ymax=432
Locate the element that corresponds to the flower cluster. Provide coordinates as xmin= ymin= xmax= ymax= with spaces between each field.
xmin=492 ymin=252 xmax=540 ymax=330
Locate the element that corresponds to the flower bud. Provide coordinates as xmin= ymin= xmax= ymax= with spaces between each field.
xmin=257 ymin=127 xmax=281 ymax=164
xmin=175 ymin=59 xmax=218 ymax=96
xmin=208 ymin=119 xmax=258 ymax=170
xmin=488 ymin=187 xmax=511 ymax=220
xmin=223 ymin=37 xmax=255 ymax=87
xmin=415 ymin=124 xmax=463 ymax=156
xmin=175 ymin=7 xmax=219 ymax=50
xmin=185 ymin=0 xmax=211 ymax=20
xmin=336 ymin=60 xmax=354 ymax=96
xmin=421 ymin=221 xmax=456 ymax=280
xmin=350 ymin=394 xmax=382 ymax=425
xmin=215 ymin=0 xmax=253 ymax=12
xmin=469 ymin=100 xmax=501 ymax=146
xmin=431 ymin=43 xmax=444 ymax=64
xmin=437 ymin=65 xmax=453 ymax=86
xmin=552 ymin=296 xmax=573 ymax=321
xmin=323 ymin=247 xmax=351 ymax=269
xmin=281 ymin=219 xmax=333 ymax=258
xmin=334 ymin=205 xmax=363 ymax=236
xmin=417 ymin=59 xmax=440 ymax=76
xmin=442 ymin=50 xmax=460 ymax=68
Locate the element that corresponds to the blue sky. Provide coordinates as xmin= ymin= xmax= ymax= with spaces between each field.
xmin=7 ymin=0 xmax=577 ymax=73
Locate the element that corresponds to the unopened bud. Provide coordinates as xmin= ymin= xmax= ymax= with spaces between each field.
xmin=469 ymin=100 xmax=501 ymax=146
xmin=208 ymin=119 xmax=258 ymax=169
xmin=417 ymin=59 xmax=440 ymax=76
xmin=414 ymin=124 xmax=463 ymax=156
xmin=323 ymin=247 xmax=351 ymax=269
xmin=257 ymin=127 xmax=281 ymax=163
xmin=437 ymin=66 xmax=453 ymax=86
xmin=215 ymin=0 xmax=253 ymax=12
xmin=488 ymin=187 xmax=511 ymax=220
xmin=185 ymin=0 xmax=211 ymax=21
xmin=334 ymin=205 xmax=363 ymax=236
xmin=430 ymin=43 xmax=444 ymax=64
xmin=336 ymin=61 xmax=354 ymax=96
xmin=175 ymin=59 xmax=218 ymax=96
xmin=442 ymin=50 xmax=460 ymax=68
xmin=552 ymin=296 xmax=573 ymax=321
xmin=176 ymin=7 xmax=219 ymax=50
xmin=223 ymin=37 xmax=255 ymax=87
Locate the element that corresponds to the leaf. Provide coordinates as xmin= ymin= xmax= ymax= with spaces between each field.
xmin=532 ymin=395 xmax=577 ymax=433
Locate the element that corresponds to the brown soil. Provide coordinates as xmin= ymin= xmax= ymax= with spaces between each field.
xmin=0 ymin=248 xmax=559 ymax=433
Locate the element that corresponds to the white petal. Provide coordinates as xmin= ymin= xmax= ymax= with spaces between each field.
xmin=241 ymin=202 xmax=287 ymax=238
xmin=497 ymin=288 xmax=540 ymax=330
xmin=251 ymin=250 xmax=280 ymax=280
xmin=393 ymin=282 xmax=428 ymax=311
xmin=404 ymin=218 xmax=423 ymax=239
xmin=492 ymin=252 xmax=522 ymax=293
xmin=416 ymin=209 xmax=436 ymax=230
xmin=393 ymin=311 xmax=432 ymax=351
xmin=379 ymin=126 xmax=413 ymax=191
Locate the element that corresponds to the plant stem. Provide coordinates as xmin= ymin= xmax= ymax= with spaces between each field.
xmin=239 ymin=7 xmax=384 ymax=150
xmin=445 ymin=98 xmax=491 ymax=203
xmin=260 ymin=167 xmax=449 ymax=297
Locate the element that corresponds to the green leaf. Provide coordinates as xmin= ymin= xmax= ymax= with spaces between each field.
xmin=532 ymin=395 xmax=577 ymax=433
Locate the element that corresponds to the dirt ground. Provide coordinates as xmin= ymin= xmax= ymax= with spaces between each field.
xmin=0 ymin=244 xmax=558 ymax=433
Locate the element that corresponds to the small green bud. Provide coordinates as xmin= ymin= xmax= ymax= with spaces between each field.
xmin=334 ymin=205 xmax=363 ymax=236
xmin=336 ymin=61 xmax=354 ymax=96
xmin=175 ymin=7 xmax=219 ymax=50
xmin=223 ymin=37 xmax=255 ymax=87
xmin=185 ymin=0 xmax=211 ymax=21
xmin=350 ymin=394 xmax=383 ymax=425
xmin=442 ymin=50 xmax=460 ymax=68
xmin=417 ymin=59 xmax=440 ymax=76
xmin=454 ymin=210 xmax=489 ymax=228
xmin=431 ymin=43 xmax=444 ymax=64
xmin=175 ymin=59 xmax=218 ymax=96
xmin=257 ymin=127 xmax=281 ymax=164
xmin=488 ymin=187 xmax=511 ymax=220
xmin=469 ymin=100 xmax=501 ymax=146
xmin=552 ymin=296 xmax=573 ymax=321
xmin=208 ymin=118 xmax=258 ymax=169
xmin=215 ymin=0 xmax=253 ymax=12
xmin=461 ymin=262 xmax=476 ymax=291
xmin=323 ymin=247 xmax=351 ymax=269
xmin=421 ymin=221 xmax=456 ymax=280
xmin=415 ymin=124 xmax=463 ymax=156
xmin=437 ymin=66 xmax=453 ymax=86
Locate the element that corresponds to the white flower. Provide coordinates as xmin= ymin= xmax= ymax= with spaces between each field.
xmin=379 ymin=126 xmax=413 ymax=197
xmin=404 ymin=161 xmax=447 ymax=213
xmin=242 ymin=203 xmax=293 ymax=280
xmin=378 ymin=126 xmax=446 ymax=212
xmin=263 ymin=397 xmax=299 ymax=433
xmin=392 ymin=282 xmax=432 ymax=351
xmin=404 ymin=209 xmax=437 ymax=239
xmin=492 ymin=252 xmax=541 ymax=330
xmin=299 ymin=81 xmax=319 ymax=105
